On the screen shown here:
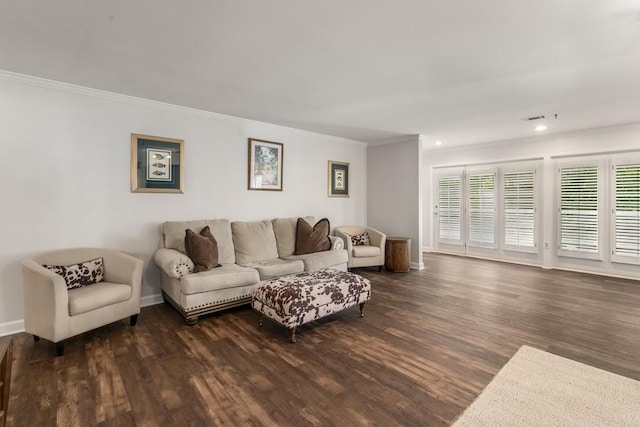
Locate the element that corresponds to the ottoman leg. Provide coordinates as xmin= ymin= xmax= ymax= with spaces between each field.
xmin=359 ymin=302 xmax=366 ymax=317
xmin=289 ymin=328 xmax=297 ymax=343
xmin=259 ymin=314 xmax=264 ymax=327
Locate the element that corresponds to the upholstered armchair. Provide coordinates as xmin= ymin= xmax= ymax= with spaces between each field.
xmin=22 ymin=248 xmax=143 ymax=356
xmin=334 ymin=226 xmax=386 ymax=271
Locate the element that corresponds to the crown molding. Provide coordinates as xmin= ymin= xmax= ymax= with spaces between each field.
xmin=367 ymin=134 xmax=420 ymax=147
xmin=0 ymin=69 xmax=367 ymax=147
xmin=0 ymin=69 xmax=220 ymax=116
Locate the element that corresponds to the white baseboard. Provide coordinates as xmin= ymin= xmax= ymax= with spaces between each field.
xmin=141 ymin=293 xmax=164 ymax=307
xmin=422 ymin=246 xmax=432 ymax=253
xmin=410 ymin=261 xmax=425 ymax=270
xmin=0 ymin=294 xmax=164 ymax=337
xmin=0 ymin=320 xmax=24 ymax=337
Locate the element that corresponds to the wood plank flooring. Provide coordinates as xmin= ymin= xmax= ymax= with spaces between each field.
xmin=6 ymin=253 xmax=640 ymax=426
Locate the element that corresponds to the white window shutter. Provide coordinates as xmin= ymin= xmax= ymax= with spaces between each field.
xmin=438 ymin=175 xmax=462 ymax=242
xmin=504 ymin=170 xmax=535 ymax=248
xmin=613 ymin=163 xmax=640 ymax=263
xmin=559 ymin=165 xmax=599 ymax=255
xmin=468 ymin=172 xmax=496 ymax=246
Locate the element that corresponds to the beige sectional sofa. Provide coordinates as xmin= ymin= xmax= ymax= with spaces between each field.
xmin=154 ymin=216 xmax=348 ymax=324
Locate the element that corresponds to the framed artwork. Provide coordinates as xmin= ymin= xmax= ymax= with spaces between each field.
xmin=328 ymin=161 xmax=349 ymax=197
xmin=248 ymin=138 xmax=283 ymax=191
xmin=131 ymin=134 xmax=184 ymax=193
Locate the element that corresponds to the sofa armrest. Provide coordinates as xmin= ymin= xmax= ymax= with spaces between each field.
xmin=334 ymin=230 xmax=353 ymax=251
xmin=366 ymin=227 xmax=386 ymax=249
xmin=154 ymin=248 xmax=194 ymax=279
xmin=102 ymin=250 xmax=144 ymax=289
xmin=329 ymin=235 xmax=344 ymax=250
xmin=21 ymin=259 xmax=70 ymax=340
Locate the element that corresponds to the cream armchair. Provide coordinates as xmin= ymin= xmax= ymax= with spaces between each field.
xmin=334 ymin=226 xmax=386 ymax=271
xmin=22 ymin=248 xmax=143 ymax=356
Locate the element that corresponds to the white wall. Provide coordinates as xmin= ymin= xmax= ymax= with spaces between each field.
xmin=368 ymin=136 xmax=424 ymax=269
xmin=0 ymin=72 xmax=367 ymax=333
xmin=423 ymin=122 xmax=640 ymax=279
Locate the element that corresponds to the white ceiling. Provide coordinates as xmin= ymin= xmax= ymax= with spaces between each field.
xmin=2 ymin=1 xmax=640 ymax=148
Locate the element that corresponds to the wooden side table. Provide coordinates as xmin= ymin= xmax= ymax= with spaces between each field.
xmin=385 ymin=237 xmax=411 ymax=273
xmin=0 ymin=336 xmax=13 ymax=427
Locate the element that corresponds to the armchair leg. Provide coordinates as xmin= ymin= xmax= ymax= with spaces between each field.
xmin=130 ymin=314 xmax=139 ymax=326
xmin=33 ymin=335 xmax=40 ymax=342
xmin=378 ymin=265 xmax=382 ymax=272
xmin=55 ymin=342 xmax=64 ymax=357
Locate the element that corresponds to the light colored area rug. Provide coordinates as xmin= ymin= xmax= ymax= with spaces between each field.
xmin=453 ymin=345 xmax=640 ymax=426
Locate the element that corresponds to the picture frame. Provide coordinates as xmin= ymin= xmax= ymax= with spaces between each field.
xmin=131 ymin=133 xmax=184 ymax=193
xmin=328 ymin=160 xmax=349 ymax=197
xmin=248 ymin=138 xmax=283 ymax=191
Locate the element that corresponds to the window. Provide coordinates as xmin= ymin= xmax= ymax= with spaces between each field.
xmin=437 ymin=175 xmax=462 ymax=243
xmin=558 ymin=164 xmax=600 ymax=257
xmin=504 ymin=170 xmax=535 ymax=249
xmin=468 ymin=171 xmax=496 ymax=247
xmin=613 ymin=162 xmax=640 ymax=263
xmin=434 ymin=162 xmax=540 ymax=258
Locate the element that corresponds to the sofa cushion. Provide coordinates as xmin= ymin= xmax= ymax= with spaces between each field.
xmin=44 ymin=257 xmax=104 ymax=290
xmin=294 ymin=218 xmax=331 ymax=255
xmin=232 ymin=220 xmax=279 ymax=264
xmin=68 ymin=282 xmax=132 ymax=315
xmin=185 ymin=226 xmax=219 ymax=272
xmin=272 ymin=216 xmax=315 ymax=257
xmin=181 ymin=264 xmax=260 ymax=295
xmin=241 ymin=258 xmax=304 ymax=280
xmin=162 ymin=219 xmax=235 ymax=264
xmin=352 ymin=245 xmax=381 ymax=258
xmin=284 ymin=249 xmax=348 ymax=271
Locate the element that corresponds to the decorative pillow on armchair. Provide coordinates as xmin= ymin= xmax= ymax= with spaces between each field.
xmin=185 ymin=226 xmax=220 ymax=272
xmin=44 ymin=257 xmax=104 ymax=290
xmin=294 ymin=218 xmax=332 ymax=255
xmin=351 ymin=232 xmax=370 ymax=246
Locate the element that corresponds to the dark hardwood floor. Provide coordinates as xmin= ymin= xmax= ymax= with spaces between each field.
xmin=6 ymin=253 xmax=640 ymax=426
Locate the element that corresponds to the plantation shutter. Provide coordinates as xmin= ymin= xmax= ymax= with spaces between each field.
xmin=613 ymin=163 xmax=640 ymax=262
xmin=468 ymin=172 xmax=496 ymax=246
xmin=504 ymin=170 xmax=535 ymax=248
xmin=438 ymin=175 xmax=462 ymax=242
xmin=559 ymin=166 xmax=599 ymax=254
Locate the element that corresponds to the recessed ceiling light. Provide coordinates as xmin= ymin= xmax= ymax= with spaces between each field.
xmin=435 ymin=140 xmax=442 ymax=146
xmin=535 ymin=125 xmax=547 ymax=132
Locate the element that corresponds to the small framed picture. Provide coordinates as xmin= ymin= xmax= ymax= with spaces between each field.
xmin=248 ymin=138 xmax=283 ymax=191
xmin=131 ymin=134 xmax=184 ymax=193
xmin=328 ymin=161 xmax=349 ymax=197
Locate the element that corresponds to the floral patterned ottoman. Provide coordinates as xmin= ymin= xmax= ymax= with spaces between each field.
xmin=252 ymin=268 xmax=371 ymax=342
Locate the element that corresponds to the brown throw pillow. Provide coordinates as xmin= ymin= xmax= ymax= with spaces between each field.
xmin=294 ymin=218 xmax=331 ymax=255
xmin=185 ymin=226 xmax=219 ymax=273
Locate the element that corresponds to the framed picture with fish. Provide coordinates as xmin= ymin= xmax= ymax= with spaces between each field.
xmin=248 ymin=138 xmax=283 ymax=191
xmin=328 ymin=160 xmax=349 ymax=197
xmin=131 ymin=134 xmax=184 ymax=193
